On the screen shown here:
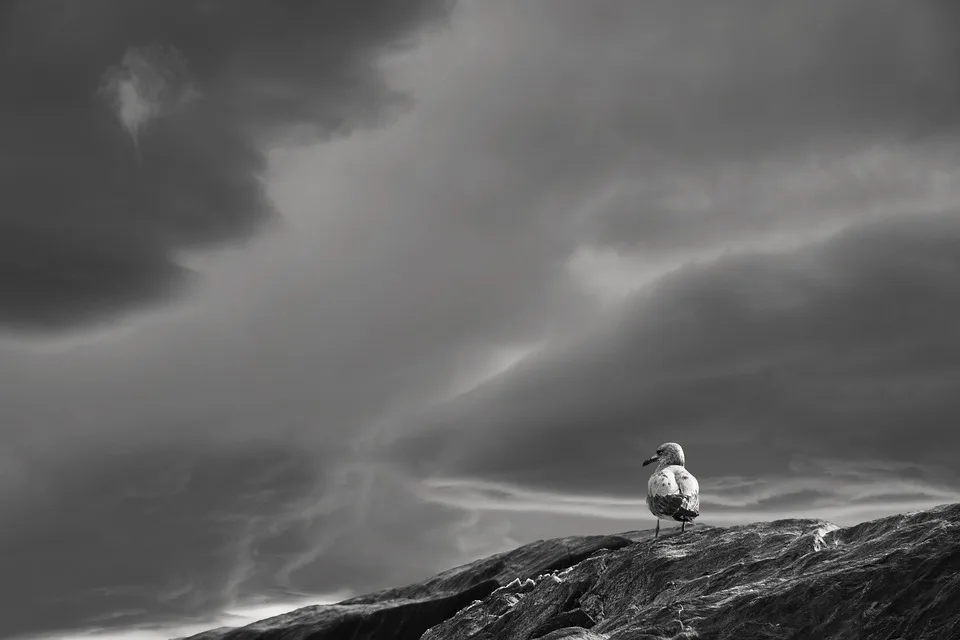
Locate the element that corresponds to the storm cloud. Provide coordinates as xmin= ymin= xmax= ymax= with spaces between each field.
xmin=0 ymin=0 xmax=451 ymax=329
xmin=5 ymin=2 xmax=960 ymax=639
xmin=396 ymin=211 xmax=960 ymax=497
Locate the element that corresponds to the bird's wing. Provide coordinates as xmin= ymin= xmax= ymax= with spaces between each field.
xmin=649 ymin=466 xmax=699 ymax=521
xmin=674 ymin=468 xmax=700 ymax=519
xmin=675 ymin=469 xmax=699 ymax=498
xmin=647 ymin=469 xmax=679 ymax=497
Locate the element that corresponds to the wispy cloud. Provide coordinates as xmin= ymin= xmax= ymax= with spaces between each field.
xmin=414 ymin=456 xmax=960 ymax=528
xmin=98 ymin=45 xmax=199 ymax=160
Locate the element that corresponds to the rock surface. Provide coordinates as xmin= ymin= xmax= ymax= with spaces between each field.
xmin=181 ymin=503 xmax=960 ymax=640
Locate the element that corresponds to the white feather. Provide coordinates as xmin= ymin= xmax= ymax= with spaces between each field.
xmin=647 ymin=465 xmax=700 ymax=520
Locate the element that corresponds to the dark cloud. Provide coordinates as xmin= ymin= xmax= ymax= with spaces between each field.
xmin=0 ymin=432 xmax=493 ymax=639
xmin=435 ymin=0 xmax=960 ymax=257
xmin=394 ymin=211 xmax=960 ymax=504
xmin=5 ymin=2 xmax=960 ymax=638
xmin=0 ymin=0 xmax=451 ymax=330
xmin=0 ymin=441 xmax=475 ymax=638
xmin=541 ymin=0 xmax=960 ymax=163
xmin=0 ymin=442 xmax=317 ymax=636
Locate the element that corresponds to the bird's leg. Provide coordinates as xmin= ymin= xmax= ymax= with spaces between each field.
xmin=682 ymin=521 xmax=686 ymax=533
xmin=655 ymin=520 xmax=660 ymax=538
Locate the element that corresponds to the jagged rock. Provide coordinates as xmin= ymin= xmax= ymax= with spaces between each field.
xmin=181 ymin=504 xmax=960 ymax=640
xmin=339 ymin=534 xmax=633 ymax=606
xmin=530 ymin=608 xmax=595 ymax=638
xmin=180 ymin=535 xmax=630 ymax=640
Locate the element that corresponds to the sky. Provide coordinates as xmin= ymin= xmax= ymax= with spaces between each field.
xmin=3 ymin=0 xmax=960 ymax=638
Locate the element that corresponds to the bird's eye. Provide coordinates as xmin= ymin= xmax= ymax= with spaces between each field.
xmin=656 ymin=449 xmax=663 ymax=455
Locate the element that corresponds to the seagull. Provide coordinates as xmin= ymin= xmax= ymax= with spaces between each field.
xmin=643 ymin=442 xmax=700 ymax=538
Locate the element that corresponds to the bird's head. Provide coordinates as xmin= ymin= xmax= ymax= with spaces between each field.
xmin=643 ymin=442 xmax=685 ymax=469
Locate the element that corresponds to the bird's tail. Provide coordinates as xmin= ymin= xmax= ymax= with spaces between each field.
xmin=674 ymin=505 xmax=699 ymax=522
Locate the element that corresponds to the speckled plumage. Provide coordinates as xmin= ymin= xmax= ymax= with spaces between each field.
xmin=644 ymin=442 xmax=700 ymax=537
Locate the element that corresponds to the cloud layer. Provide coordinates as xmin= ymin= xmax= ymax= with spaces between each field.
xmin=0 ymin=0 xmax=451 ymax=330
xmin=396 ymin=212 xmax=960 ymax=488
xmin=5 ymin=1 xmax=960 ymax=638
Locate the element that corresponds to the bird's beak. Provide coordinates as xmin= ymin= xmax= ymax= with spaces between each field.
xmin=642 ymin=455 xmax=658 ymax=467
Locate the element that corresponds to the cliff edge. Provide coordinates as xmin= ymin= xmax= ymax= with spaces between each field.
xmin=182 ymin=502 xmax=960 ymax=640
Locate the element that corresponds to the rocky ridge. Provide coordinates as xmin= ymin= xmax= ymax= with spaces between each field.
xmin=182 ymin=502 xmax=960 ymax=640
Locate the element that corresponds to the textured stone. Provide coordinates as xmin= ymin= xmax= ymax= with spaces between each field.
xmin=181 ymin=503 xmax=960 ymax=640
